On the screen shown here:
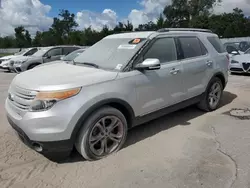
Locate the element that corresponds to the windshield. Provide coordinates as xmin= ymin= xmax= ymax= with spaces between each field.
xmin=32 ymin=48 xmax=51 ymax=57
xmin=74 ymin=38 xmax=147 ymax=71
xmin=64 ymin=49 xmax=85 ymax=61
xmin=14 ymin=49 xmax=28 ymax=55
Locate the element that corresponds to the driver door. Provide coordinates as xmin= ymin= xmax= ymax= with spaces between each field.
xmin=134 ymin=37 xmax=184 ymax=116
xmin=43 ymin=47 xmax=63 ymax=63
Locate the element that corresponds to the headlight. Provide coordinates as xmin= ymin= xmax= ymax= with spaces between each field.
xmin=29 ymin=87 xmax=81 ymax=111
xmin=15 ymin=60 xmax=26 ymax=66
xmin=231 ymin=60 xmax=239 ymax=64
xmin=2 ymin=58 xmax=11 ymax=61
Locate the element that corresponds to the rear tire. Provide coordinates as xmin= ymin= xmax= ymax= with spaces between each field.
xmin=197 ymin=77 xmax=223 ymax=112
xmin=75 ymin=106 xmax=128 ymax=161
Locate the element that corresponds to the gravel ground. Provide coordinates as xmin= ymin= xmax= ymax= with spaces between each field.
xmin=0 ymin=70 xmax=250 ymax=188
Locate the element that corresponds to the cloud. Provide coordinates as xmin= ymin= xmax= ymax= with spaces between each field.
xmin=128 ymin=0 xmax=171 ymax=27
xmin=76 ymin=9 xmax=118 ymax=31
xmin=128 ymin=0 xmax=250 ymax=27
xmin=1 ymin=0 xmax=250 ymax=36
xmin=0 ymin=0 xmax=53 ymax=36
xmin=213 ymin=0 xmax=250 ymax=15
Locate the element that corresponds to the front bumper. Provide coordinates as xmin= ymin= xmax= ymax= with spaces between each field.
xmin=229 ymin=63 xmax=250 ymax=73
xmin=5 ymin=98 xmax=79 ymax=142
xmin=7 ymin=116 xmax=73 ymax=158
xmin=0 ymin=64 xmax=10 ymax=70
xmin=12 ymin=65 xmax=23 ymax=73
xmin=0 ymin=60 xmax=11 ymax=70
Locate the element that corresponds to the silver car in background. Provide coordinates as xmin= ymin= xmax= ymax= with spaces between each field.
xmin=12 ymin=45 xmax=81 ymax=73
xmin=0 ymin=48 xmax=38 ymax=71
xmin=35 ymin=48 xmax=86 ymax=69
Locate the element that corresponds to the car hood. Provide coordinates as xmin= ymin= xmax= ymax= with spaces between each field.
xmin=12 ymin=55 xmax=34 ymax=62
xmin=232 ymin=54 xmax=250 ymax=62
xmin=12 ymin=61 xmax=118 ymax=91
xmin=0 ymin=55 xmax=16 ymax=60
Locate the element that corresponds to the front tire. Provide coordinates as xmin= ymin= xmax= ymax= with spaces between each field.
xmin=198 ymin=77 xmax=223 ymax=112
xmin=75 ymin=106 xmax=128 ymax=161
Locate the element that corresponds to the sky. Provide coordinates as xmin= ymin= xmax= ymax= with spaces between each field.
xmin=1 ymin=0 xmax=250 ymax=36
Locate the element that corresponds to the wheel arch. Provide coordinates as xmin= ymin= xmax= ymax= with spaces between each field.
xmin=211 ymin=72 xmax=226 ymax=89
xmin=28 ymin=62 xmax=41 ymax=69
xmin=70 ymin=98 xmax=135 ymax=142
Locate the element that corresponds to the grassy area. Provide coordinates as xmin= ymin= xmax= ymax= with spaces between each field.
xmin=0 ymin=53 xmax=13 ymax=57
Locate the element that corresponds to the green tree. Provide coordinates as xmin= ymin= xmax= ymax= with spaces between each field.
xmin=25 ymin=30 xmax=32 ymax=47
xmin=14 ymin=26 xmax=26 ymax=48
xmin=163 ymin=0 xmax=221 ymax=27
xmin=156 ymin=14 xmax=165 ymax=29
xmin=51 ymin=9 xmax=78 ymax=44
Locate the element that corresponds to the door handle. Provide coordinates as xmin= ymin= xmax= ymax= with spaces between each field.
xmin=206 ymin=60 xmax=213 ymax=67
xmin=170 ymin=69 xmax=180 ymax=75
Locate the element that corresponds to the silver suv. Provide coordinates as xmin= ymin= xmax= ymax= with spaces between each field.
xmin=5 ymin=29 xmax=229 ymax=161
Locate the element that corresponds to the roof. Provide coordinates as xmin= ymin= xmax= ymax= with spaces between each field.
xmin=105 ymin=32 xmax=155 ymax=39
xmin=105 ymin=28 xmax=216 ymax=40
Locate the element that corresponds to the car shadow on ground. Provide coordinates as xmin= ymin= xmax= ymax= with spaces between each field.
xmin=59 ymin=91 xmax=237 ymax=164
xmin=124 ymin=91 xmax=237 ymax=149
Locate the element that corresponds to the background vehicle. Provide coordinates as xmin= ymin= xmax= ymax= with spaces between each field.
xmin=34 ymin=48 xmax=86 ymax=69
xmin=229 ymin=47 xmax=250 ymax=74
xmin=0 ymin=47 xmax=38 ymax=71
xmin=61 ymin=48 xmax=86 ymax=62
xmin=6 ymin=29 xmax=228 ymax=161
xmin=12 ymin=45 xmax=81 ymax=73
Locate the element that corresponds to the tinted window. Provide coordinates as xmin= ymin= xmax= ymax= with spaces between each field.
xmin=179 ymin=37 xmax=203 ymax=58
xmin=226 ymin=45 xmax=239 ymax=54
xmin=207 ymin=36 xmax=226 ymax=53
xmin=63 ymin=47 xmax=79 ymax=55
xmin=239 ymin=41 xmax=250 ymax=52
xmin=24 ymin=48 xmax=38 ymax=56
xmin=48 ymin=48 xmax=62 ymax=57
xmin=200 ymin=41 xmax=208 ymax=55
xmin=144 ymin=38 xmax=177 ymax=63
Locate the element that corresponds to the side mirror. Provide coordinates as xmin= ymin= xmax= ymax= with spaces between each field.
xmin=231 ymin=51 xmax=239 ymax=56
xmin=60 ymin=56 xmax=65 ymax=60
xmin=135 ymin=58 xmax=161 ymax=70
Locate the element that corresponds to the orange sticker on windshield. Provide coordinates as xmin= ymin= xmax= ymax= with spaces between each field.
xmin=132 ymin=38 xmax=141 ymax=44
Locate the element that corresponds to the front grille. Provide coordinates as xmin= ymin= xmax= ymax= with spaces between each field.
xmin=230 ymin=67 xmax=243 ymax=72
xmin=8 ymin=86 xmax=37 ymax=111
xmin=242 ymin=63 xmax=250 ymax=71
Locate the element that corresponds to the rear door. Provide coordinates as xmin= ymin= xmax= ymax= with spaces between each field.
xmin=178 ymin=36 xmax=212 ymax=99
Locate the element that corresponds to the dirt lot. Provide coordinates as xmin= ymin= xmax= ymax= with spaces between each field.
xmin=0 ymin=70 xmax=250 ymax=188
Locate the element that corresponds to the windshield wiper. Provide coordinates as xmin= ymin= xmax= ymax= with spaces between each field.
xmin=73 ymin=61 xmax=99 ymax=69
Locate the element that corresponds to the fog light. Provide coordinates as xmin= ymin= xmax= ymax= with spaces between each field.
xmin=30 ymin=100 xmax=56 ymax=111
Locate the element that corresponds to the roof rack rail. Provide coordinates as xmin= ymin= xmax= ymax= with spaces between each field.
xmin=157 ymin=28 xmax=213 ymax=33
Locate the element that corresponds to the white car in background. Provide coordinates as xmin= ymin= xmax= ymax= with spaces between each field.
xmin=229 ymin=48 xmax=250 ymax=74
xmin=0 ymin=48 xmax=38 ymax=71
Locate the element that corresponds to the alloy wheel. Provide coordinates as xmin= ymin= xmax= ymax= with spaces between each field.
xmin=89 ymin=116 xmax=125 ymax=157
xmin=208 ymin=82 xmax=222 ymax=109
